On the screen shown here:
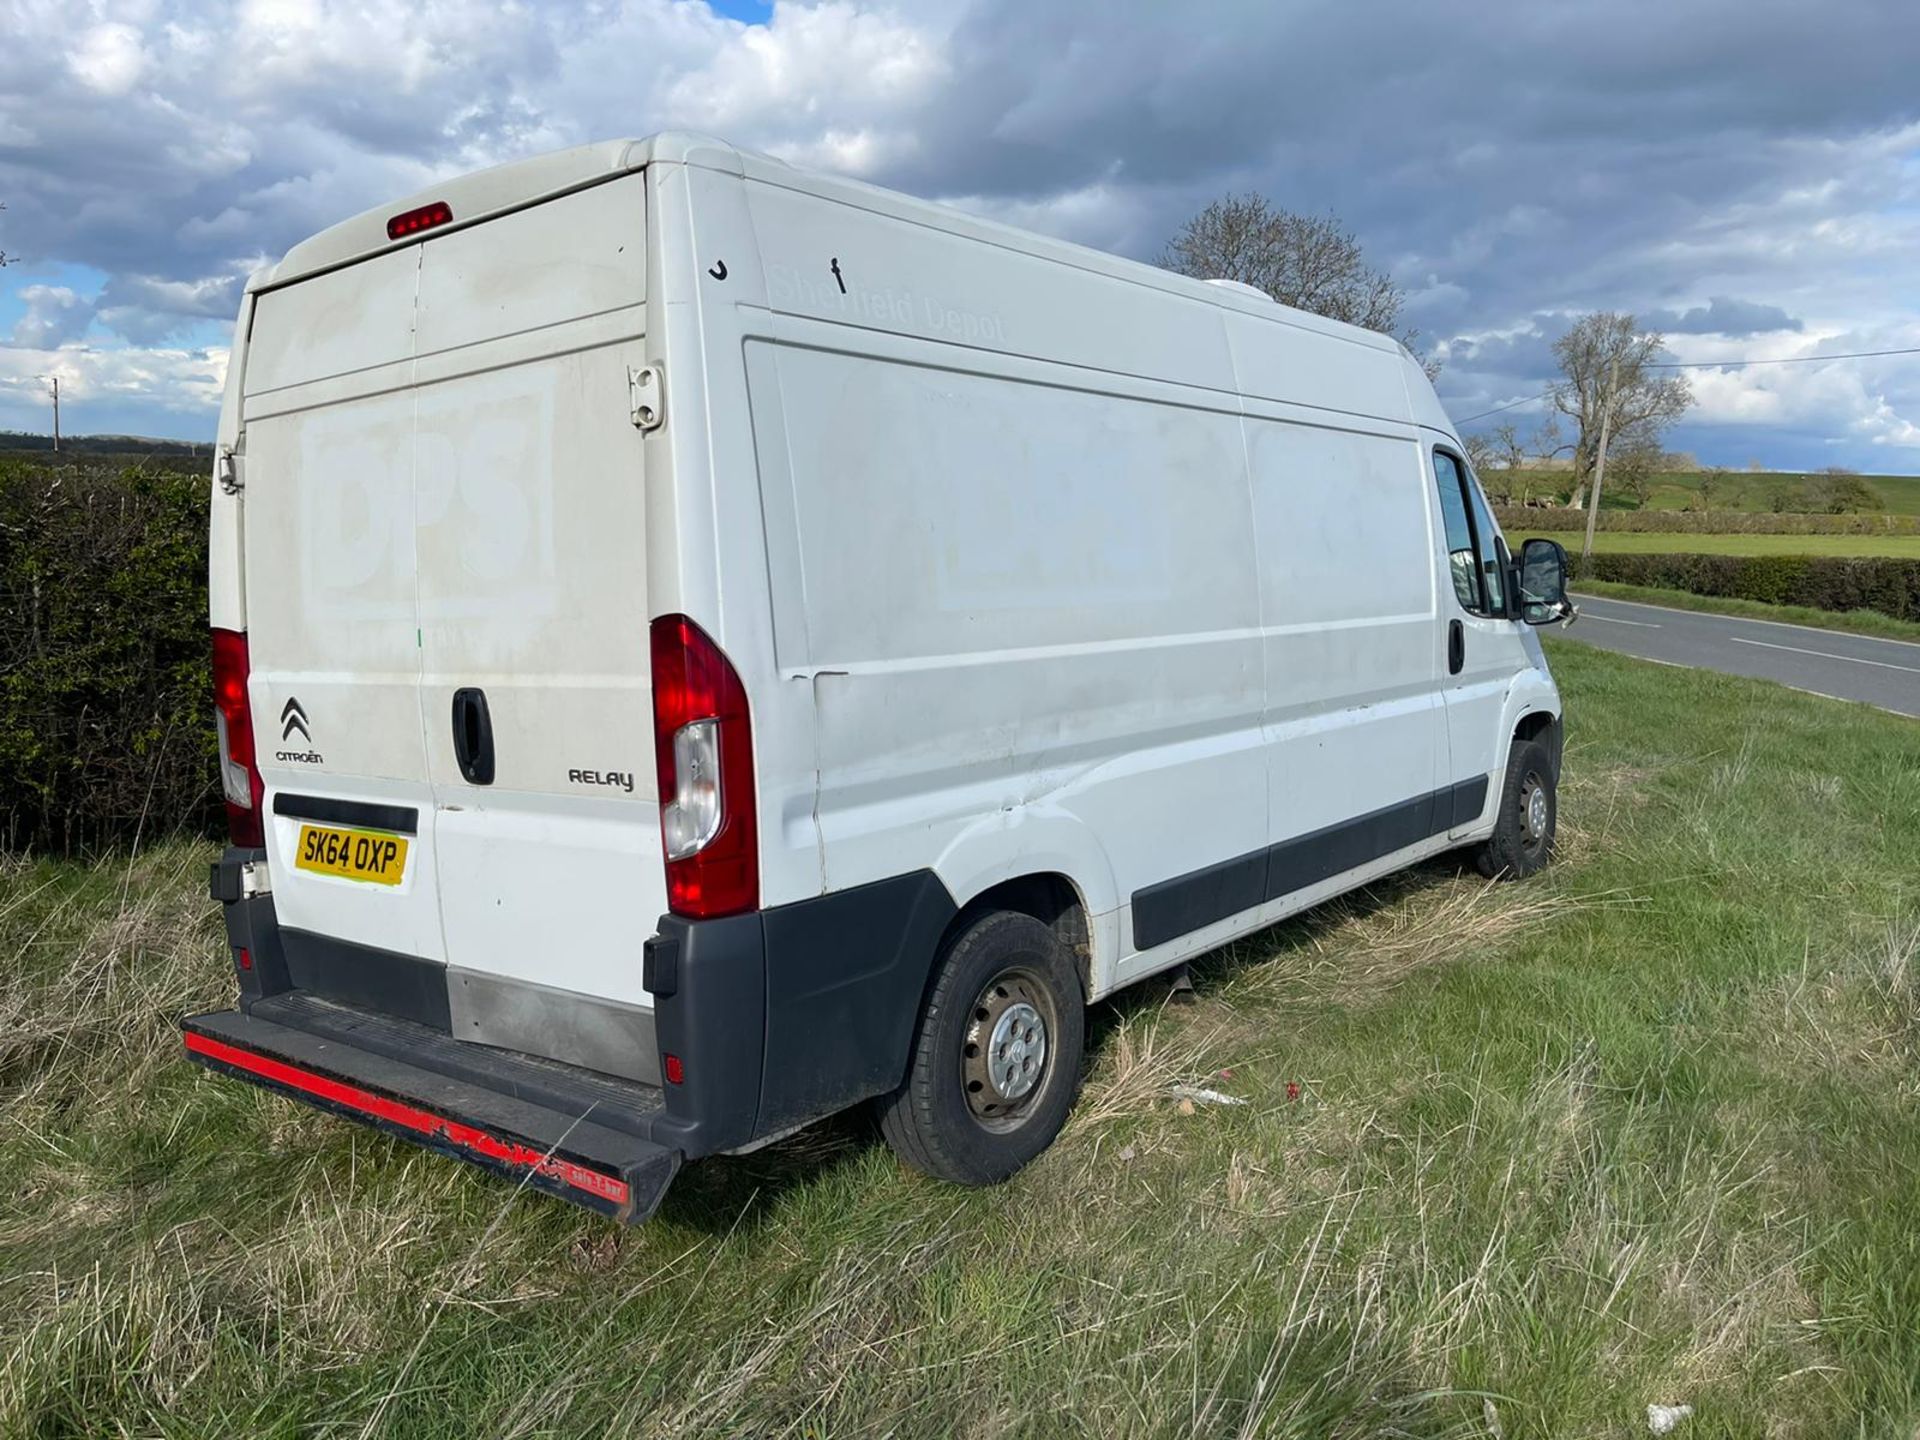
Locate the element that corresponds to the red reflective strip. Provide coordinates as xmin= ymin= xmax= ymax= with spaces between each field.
xmin=184 ymin=1031 xmax=629 ymax=1206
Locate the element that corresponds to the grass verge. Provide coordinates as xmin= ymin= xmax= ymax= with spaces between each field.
xmin=3 ymin=643 xmax=1917 ymax=1436
xmin=1574 ymin=579 xmax=1920 ymax=642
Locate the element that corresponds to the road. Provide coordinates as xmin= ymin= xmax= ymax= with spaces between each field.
xmin=1561 ymin=594 xmax=1920 ymax=719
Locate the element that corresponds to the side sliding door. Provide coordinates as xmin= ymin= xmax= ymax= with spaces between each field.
xmin=1251 ymin=419 xmax=1451 ymax=898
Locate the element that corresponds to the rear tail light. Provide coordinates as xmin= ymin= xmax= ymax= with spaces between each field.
xmin=211 ymin=628 xmax=264 ymax=847
xmin=649 ymin=615 xmax=758 ymax=918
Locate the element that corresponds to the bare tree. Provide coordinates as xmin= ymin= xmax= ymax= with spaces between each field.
xmin=1607 ymin=431 xmax=1664 ymax=508
xmin=1694 ymin=466 xmax=1727 ymax=512
xmin=1483 ymin=416 xmax=1561 ymax=504
xmin=1548 ymin=313 xmax=1692 ymax=508
xmin=1161 ymin=193 xmax=1432 ymax=372
xmin=1470 ymin=422 xmax=1527 ymax=504
xmin=1488 ymin=421 xmax=1525 ymax=471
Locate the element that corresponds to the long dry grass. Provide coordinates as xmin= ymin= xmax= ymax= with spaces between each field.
xmin=2 ymin=641 xmax=1917 ymax=1437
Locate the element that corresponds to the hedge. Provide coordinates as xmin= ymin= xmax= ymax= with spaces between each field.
xmin=1572 ymin=551 xmax=1920 ymax=622
xmin=0 ymin=456 xmax=218 ymax=854
xmin=1495 ymin=506 xmax=1920 ymax=536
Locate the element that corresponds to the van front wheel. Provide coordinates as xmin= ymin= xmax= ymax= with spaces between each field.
xmin=876 ymin=911 xmax=1084 ymax=1187
xmin=1474 ymin=737 xmax=1557 ymax=880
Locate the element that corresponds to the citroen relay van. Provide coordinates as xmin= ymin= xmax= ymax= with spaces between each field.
xmin=185 ymin=133 xmax=1572 ymax=1223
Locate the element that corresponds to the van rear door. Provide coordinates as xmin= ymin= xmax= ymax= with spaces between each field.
xmin=243 ymin=246 xmax=444 ymax=970
xmin=242 ymin=173 xmax=666 ymax=1079
xmin=407 ymin=180 xmax=666 ymax=1080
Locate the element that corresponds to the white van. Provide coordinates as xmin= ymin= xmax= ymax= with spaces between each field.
xmin=186 ymin=133 xmax=1572 ymax=1223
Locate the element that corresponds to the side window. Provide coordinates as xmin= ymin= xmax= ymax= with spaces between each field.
xmin=1432 ymin=451 xmax=1483 ymax=612
xmin=1467 ymin=471 xmax=1507 ymax=613
xmin=1432 ymin=451 xmax=1506 ymax=617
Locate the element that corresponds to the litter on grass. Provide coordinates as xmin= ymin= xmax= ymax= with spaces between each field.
xmin=1167 ymin=1085 xmax=1247 ymax=1107
xmin=1647 ymin=1403 xmax=1693 ymax=1434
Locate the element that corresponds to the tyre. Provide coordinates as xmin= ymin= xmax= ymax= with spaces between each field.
xmin=1474 ymin=737 xmax=1557 ymax=880
xmin=876 ymin=910 xmax=1085 ymax=1186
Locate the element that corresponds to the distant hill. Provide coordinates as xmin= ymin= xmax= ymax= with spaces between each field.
xmin=0 ymin=430 xmax=212 ymax=460
xmin=1482 ymin=467 xmax=1920 ymax=517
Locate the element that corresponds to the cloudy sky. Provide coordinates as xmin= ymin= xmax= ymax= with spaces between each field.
xmin=2 ymin=0 xmax=1917 ymax=469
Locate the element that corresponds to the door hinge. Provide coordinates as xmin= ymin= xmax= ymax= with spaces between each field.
xmin=628 ymin=364 xmax=664 ymax=431
xmin=217 ymin=446 xmax=243 ymax=495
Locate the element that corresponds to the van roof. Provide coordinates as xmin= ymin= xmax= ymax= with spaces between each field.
xmin=252 ymin=133 xmax=1429 ymax=416
xmin=252 ymin=133 xmax=744 ymax=291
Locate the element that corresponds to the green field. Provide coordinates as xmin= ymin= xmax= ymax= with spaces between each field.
xmin=1586 ymin=530 xmax=1920 ymax=557
xmin=4 ymin=642 xmax=1918 ymax=1436
xmin=1641 ymin=470 xmax=1920 ymax=516
xmin=1494 ymin=468 xmax=1920 ymax=517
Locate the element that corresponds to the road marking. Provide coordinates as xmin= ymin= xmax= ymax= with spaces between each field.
xmin=1584 ymin=613 xmax=1662 ymax=628
xmin=1572 ymin=593 xmax=1920 ymax=652
xmin=1729 ymin=635 xmax=1920 ymax=675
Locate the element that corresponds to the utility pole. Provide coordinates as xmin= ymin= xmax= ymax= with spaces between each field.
xmin=1581 ymin=354 xmax=1618 ymax=562
xmin=40 ymin=374 xmax=60 ymax=453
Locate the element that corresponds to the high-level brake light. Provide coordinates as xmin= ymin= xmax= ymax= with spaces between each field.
xmin=386 ymin=200 xmax=453 ymax=241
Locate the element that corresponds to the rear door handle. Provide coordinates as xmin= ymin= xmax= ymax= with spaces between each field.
xmin=451 ymin=688 xmax=495 ymax=785
xmin=1448 ymin=619 xmax=1465 ymax=676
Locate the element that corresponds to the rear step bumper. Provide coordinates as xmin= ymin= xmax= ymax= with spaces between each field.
xmin=183 ymin=997 xmax=680 ymax=1223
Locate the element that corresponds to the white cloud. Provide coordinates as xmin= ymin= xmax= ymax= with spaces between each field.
xmin=1676 ymin=322 xmax=1920 ymax=460
xmin=662 ymin=1 xmax=950 ymax=165
xmin=8 ymin=286 xmax=93 ymax=349
xmin=0 ymin=342 xmax=228 ymax=429
xmin=68 ymin=22 xmax=149 ymax=95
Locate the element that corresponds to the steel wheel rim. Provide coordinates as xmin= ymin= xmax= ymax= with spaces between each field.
xmin=962 ymin=966 xmax=1055 ymax=1130
xmin=1520 ymin=771 xmax=1549 ymax=847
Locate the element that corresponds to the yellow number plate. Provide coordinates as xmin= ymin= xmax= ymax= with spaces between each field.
xmin=294 ymin=824 xmax=409 ymax=886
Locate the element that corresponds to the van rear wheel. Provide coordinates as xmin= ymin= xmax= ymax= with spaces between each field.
xmin=1474 ymin=737 xmax=1557 ymax=880
xmin=876 ymin=911 xmax=1084 ymax=1186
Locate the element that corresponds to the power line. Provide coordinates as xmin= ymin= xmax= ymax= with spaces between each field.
xmin=1457 ymin=393 xmax=1548 ymax=425
xmin=1453 ymin=344 xmax=1920 ymax=426
xmin=1647 ymin=345 xmax=1920 ymax=369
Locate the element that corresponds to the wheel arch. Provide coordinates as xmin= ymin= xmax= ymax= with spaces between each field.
xmin=933 ymin=806 xmax=1117 ymax=1001
xmin=1511 ymin=707 xmax=1563 ymax=780
xmin=948 ymin=872 xmax=1093 ymax=1001
xmin=1500 ymin=669 xmax=1564 ymax=780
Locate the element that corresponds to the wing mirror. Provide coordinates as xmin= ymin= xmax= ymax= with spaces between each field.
xmin=1515 ymin=538 xmax=1576 ymax=627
